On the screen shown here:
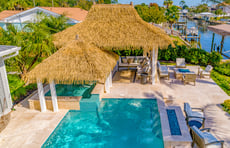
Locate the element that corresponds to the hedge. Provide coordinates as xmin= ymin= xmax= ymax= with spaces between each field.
xmin=158 ymin=45 xmax=222 ymax=66
xmin=112 ymin=45 xmax=222 ymax=67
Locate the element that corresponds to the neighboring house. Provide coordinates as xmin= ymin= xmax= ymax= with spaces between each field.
xmin=199 ymin=12 xmax=216 ymax=21
xmin=0 ymin=7 xmax=88 ymax=30
xmin=179 ymin=9 xmax=188 ymax=17
xmin=221 ymin=5 xmax=230 ymax=15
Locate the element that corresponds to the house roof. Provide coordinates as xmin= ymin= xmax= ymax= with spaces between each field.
xmin=0 ymin=7 xmax=88 ymax=22
xmin=54 ymin=4 xmax=173 ymax=51
xmin=0 ymin=10 xmax=21 ymax=21
xmin=41 ymin=7 xmax=88 ymax=21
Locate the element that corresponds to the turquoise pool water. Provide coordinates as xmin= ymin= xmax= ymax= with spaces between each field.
xmin=42 ymin=99 xmax=164 ymax=148
xmin=45 ymin=83 xmax=96 ymax=98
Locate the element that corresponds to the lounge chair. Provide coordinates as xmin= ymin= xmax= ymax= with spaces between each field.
xmin=190 ymin=126 xmax=224 ymax=148
xmin=182 ymin=73 xmax=196 ymax=86
xmin=157 ymin=61 xmax=169 ymax=79
xmin=176 ymin=58 xmax=186 ymax=68
xmin=184 ymin=103 xmax=205 ymax=128
xmin=198 ymin=65 xmax=213 ymax=78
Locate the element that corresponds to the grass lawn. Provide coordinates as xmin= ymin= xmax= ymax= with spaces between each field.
xmin=170 ymin=35 xmax=186 ymax=46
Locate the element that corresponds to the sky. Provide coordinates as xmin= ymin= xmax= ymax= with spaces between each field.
xmin=118 ymin=0 xmax=213 ymax=6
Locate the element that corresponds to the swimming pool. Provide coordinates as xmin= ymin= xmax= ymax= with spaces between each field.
xmin=45 ymin=83 xmax=96 ymax=98
xmin=42 ymin=99 xmax=164 ymax=148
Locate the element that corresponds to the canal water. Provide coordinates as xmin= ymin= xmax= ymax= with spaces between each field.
xmin=179 ymin=17 xmax=230 ymax=59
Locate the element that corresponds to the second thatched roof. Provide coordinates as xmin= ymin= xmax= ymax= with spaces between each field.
xmin=25 ymin=41 xmax=118 ymax=84
xmin=53 ymin=4 xmax=173 ymax=50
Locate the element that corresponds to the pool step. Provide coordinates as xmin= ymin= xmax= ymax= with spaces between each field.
xmin=80 ymin=94 xmax=100 ymax=111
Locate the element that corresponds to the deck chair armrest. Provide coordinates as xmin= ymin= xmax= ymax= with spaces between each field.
xmin=205 ymin=140 xmax=224 ymax=146
xmin=186 ymin=116 xmax=205 ymax=120
xmin=200 ymin=128 xmax=211 ymax=132
xmin=192 ymin=108 xmax=204 ymax=112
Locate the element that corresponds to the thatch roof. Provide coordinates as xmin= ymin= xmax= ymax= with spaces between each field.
xmin=53 ymin=4 xmax=173 ymax=50
xmin=25 ymin=41 xmax=118 ymax=84
xmin=208 ymin=24 xmax=230 ymax=36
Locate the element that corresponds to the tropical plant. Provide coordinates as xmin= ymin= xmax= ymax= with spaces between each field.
xmin=193 ymin=4 xmax=209 ymax=13
xmin=39 ymin=14 xmax=71 ymax=34
xmin=222 ymin=100 xmax=230 ymax=114
xmin=215 ymin=9 xmax=223 ymax=15
xmin=214 ymin=62 xmax=230 ymax=76
xmin=0 ymin=15 xmax=71 ymax=78
xmin=165 ymin=5 xmax=179 ymax=29
xmin=163 ymin=0 xmax=173 ymax=8
xmin=158 ymin=45 xmax=222 ymax=66
xmin=135 ymin=3 xmax=166 ymax=24
xmin=179 ymin=0 xmax=185 ymax=8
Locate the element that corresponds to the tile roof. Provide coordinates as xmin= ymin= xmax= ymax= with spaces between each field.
xmin=0 ymin=10 xmax=22 ymax=21
xmin=41 ymin=7 xmax=88 ymax=21
xmin=0 ymin=7 xmax=88 ymax=22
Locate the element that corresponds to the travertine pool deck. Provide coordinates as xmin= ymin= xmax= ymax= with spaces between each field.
xmin=161 ymin=66 xmax=230 ymax=147
xmin=0 ymin=66 xmax=229 ymax=148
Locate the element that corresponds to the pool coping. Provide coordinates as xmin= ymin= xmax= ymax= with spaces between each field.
xmin=157 ymin=99 xmax=192 ymax=147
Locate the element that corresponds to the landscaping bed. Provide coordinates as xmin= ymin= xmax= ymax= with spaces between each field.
xmin=222 ymin=100 xmax=230 ymax=114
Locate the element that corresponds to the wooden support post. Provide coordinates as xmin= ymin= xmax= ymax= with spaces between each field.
xmin=220 ymin=35 xmax=225 ymax=54
xmin=50 ymin=81 xmax=58 ymax=112
xmin=211 ymin=33 xmax=215 ymax=52
xmin=37 ymin=80 xmax=46 ymax=112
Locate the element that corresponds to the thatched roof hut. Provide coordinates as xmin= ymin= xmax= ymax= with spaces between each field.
xmin=25 ymin=41 xmax=118 ymax=84
xmin=53 ymin=4 xmax=173 ymax=50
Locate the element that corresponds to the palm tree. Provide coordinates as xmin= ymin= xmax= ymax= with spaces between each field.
xmin=179 ymin=0 xmax=185 ymax=9
xmin=163 ymin=0 xmax=173 ymax=8
xmin=165 ymin=5 xmax=179 ymax=30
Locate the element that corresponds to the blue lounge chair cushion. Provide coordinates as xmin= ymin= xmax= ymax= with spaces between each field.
xmin=203 ymin=132 xmax=222 ymax=148
xmin=188 ymin=120 xmax=202 ymax=129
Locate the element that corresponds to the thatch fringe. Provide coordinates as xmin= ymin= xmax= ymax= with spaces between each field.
xmin=25 ymin=41 xmax=118 ymax=84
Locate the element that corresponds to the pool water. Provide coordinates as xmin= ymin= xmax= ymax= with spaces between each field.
xmin=45 ymin=83 xmax=96 ymax=98
xmin=42 ymin=99 xmax=164 ymax=148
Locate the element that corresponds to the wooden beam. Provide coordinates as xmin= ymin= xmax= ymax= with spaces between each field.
xmin=211 ymin=33 xmax=215 ymax=52
xmin=220 ymin=35 xmax=225 ymax=54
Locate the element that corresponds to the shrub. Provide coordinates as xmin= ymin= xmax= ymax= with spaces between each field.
xmin=8 ymin=74 xmax=37 ymax=104
xmin=214 ymin=62 xmax=230 ymax=76
xmin=211 ymin=70 xmax=230 ymax=96
xmin=158 ymin=45 xmax=222 ymax=66
xmin=112 ymin=49 xmax=143 ymax=56
xmin=222 ymin=100 xmax=230 ymax=114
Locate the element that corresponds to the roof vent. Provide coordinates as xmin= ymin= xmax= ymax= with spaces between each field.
xmin=130 ymin=1 xmax=133 ymax=6
xmin=76 ymin=35 xmax=79 ymax=40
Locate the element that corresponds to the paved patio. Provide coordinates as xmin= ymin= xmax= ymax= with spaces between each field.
xmin=0 ymin=66 xmax=229 ymax=148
